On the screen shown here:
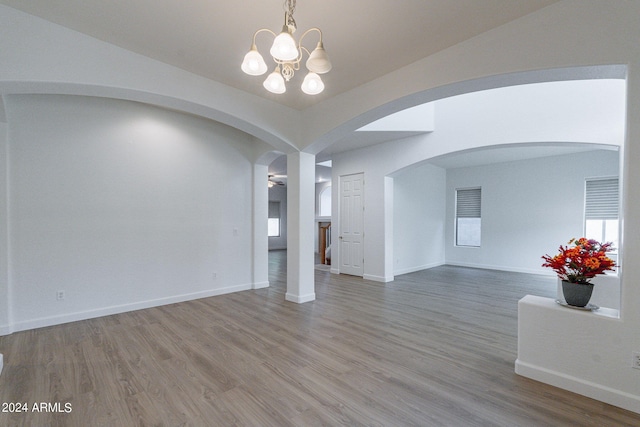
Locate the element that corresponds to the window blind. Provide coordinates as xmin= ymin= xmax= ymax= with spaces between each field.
xmin=585 ymin=178 xmax=618 ymax=220
xmin=268 ymin=201 xmax=280 ymax=219
xmin=456 ymin=188 xmax=481 ymax=218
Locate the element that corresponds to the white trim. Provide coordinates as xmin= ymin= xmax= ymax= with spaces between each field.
xmin=445 ymin=261 xmax=547 ymax=276
xmin=394 ymin=261 xmax=445 ymax=276
xmin=7 ymin=283 xmax=253 ymax=335
xmin=285 ymin=292 xmax=316 ymax=303
xmin=515 ymin=359 xmax=640 ymax=414
xmin=252 ymin=281 xmax=270 ymax=290
xmin=363 ymin=274 xmax=394 ymax=283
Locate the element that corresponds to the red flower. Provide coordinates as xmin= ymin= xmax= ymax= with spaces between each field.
xmin=542 ymin=238 xmax=616 ymax=283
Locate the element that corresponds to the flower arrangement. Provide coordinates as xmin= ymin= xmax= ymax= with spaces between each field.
xmin=541 ymin=237 xmax=616 ymax=284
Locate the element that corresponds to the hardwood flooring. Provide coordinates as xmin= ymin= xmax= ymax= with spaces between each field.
xmin=1 ymin=250 xmax=639 ymax=426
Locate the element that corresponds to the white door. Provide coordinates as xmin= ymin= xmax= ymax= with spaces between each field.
xmin=339 ymin=173 xmax=364 ymax=276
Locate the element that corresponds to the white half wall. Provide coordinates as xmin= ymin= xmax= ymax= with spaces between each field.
xmin=517 ymin=295 xmax=639 ymax=412
xmin=3 ymin=94 xmax=258 ymax=333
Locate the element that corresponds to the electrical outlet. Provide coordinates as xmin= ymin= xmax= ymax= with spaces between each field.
xmin=633 ymin=352 xmax=640 ymax=370
xmin=56 ymin=290 xmax=65 ymax=301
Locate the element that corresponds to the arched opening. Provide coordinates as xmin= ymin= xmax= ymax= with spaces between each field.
xmin=325 ymin=74 xmax=625 ymax=314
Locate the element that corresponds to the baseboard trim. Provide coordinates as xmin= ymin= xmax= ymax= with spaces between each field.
xmin=8 ymin=283 xmax=253 ymax=335
xmin=446 ymin=261 xmax=548 ymax=275
xmin=285 ymin=292 xmax=316 ymax=303
xmin=515 ymin=359 xmax=640 ymax=414
xmin=252 ymin=281 xmax=270 ymax=289
xmin=363 ymin=274 xmax=394 ymax=283
xmin=394 ymin=261 xmax=445 ymax=276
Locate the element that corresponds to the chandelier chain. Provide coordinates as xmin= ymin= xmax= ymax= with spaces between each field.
xmin=284 ymin=0 xmax=297 ymax=31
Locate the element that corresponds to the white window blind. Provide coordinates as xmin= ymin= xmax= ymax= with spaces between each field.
xmin=585 ymin=178 xmax=618 ymax=220
xmin=456 ymin=188 xmax=481 ymax=218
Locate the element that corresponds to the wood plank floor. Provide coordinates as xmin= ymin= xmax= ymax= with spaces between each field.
xmin=1 ymin=250 xmax=639 ymax=426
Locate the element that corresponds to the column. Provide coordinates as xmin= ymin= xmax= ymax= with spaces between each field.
xmin=252 ymin=163 xmax=269 ymax=289
xmin=286 ymin=151 xmax=316 ymax=303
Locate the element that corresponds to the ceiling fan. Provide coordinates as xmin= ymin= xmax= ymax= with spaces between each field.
xmin=268 ymin=174 xmax=287 ymax=187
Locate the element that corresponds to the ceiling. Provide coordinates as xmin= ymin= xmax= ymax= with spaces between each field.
xmin=0 ymin=0 xmax=560 ymax=110
xmin=5 ymin=0 xmax=606 ymax=181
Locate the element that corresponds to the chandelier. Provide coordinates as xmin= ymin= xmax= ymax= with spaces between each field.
xmin=241 ymin=0 xmax=332 ymax=95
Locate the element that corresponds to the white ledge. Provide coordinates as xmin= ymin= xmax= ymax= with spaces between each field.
xmin=521 ymin=294 xmax=619 ymax=319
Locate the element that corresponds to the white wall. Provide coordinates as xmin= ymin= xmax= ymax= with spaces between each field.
xmin=268 ymin=185 xmax=287 ymax=250
xmin=4 ymin=94 xmax=257 ymax=332
xmin=445 ymin=150 xmax=620 ymax=274
xmin=393 ymin=163 xmax=446 ymax=275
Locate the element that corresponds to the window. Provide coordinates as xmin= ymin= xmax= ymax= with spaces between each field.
xmin=585 ymin=178 xmax=619 ymax=252
xmin=456 ymin=187 xmax=481 ymax=247
xmin=319 ymin=185 xmax=332 ymax=217
xmin=268 ymin=201 xmax=280 ymax=237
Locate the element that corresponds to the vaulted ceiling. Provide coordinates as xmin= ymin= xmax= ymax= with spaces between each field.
xmin=0 ymin=0 xmax=560 ymax=110
xmin=7 ymin=0 xmax=615 ymax=179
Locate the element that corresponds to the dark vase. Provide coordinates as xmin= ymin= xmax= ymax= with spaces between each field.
xmin=562 ymin=280 xmax=594 ymax=307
